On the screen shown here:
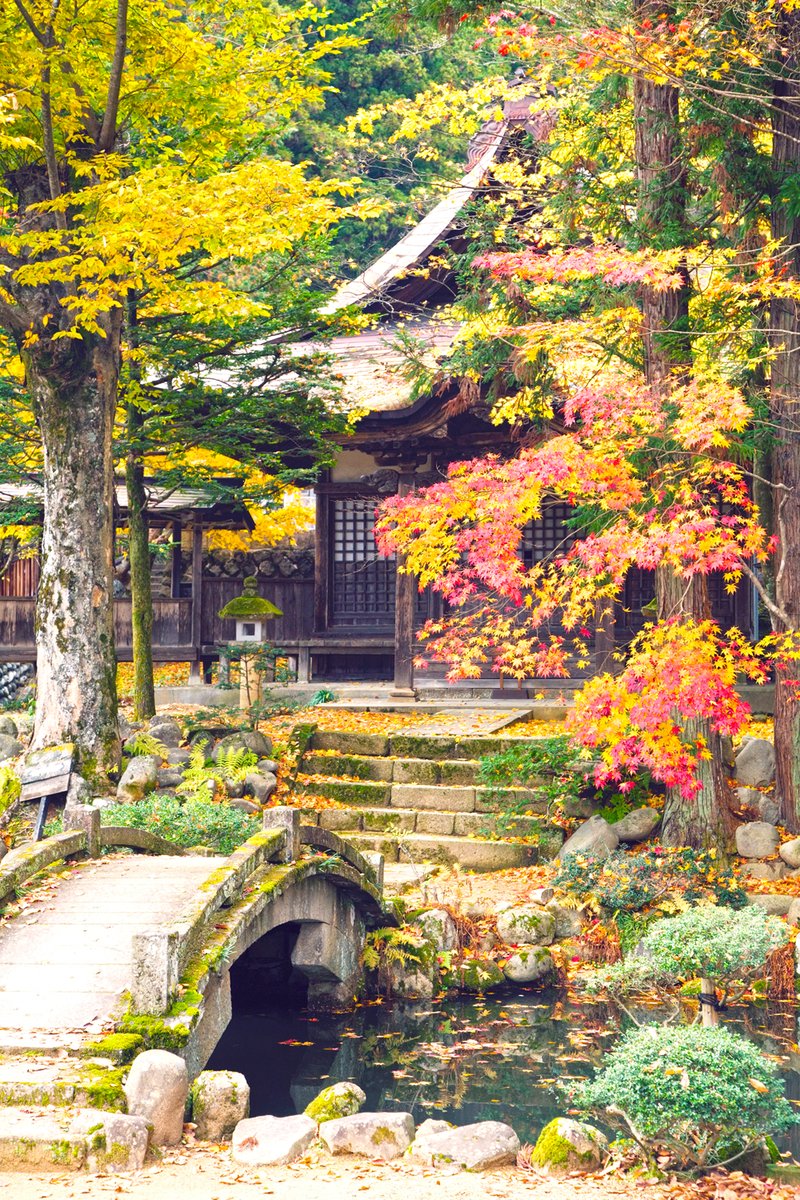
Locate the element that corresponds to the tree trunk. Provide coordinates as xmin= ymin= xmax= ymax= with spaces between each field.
xmin=633 ymin=42 xmax=731 ymax=847
xmin=125 ymin=403 xmax=156 ymax=720
xmin=770 ymin=9 xmax=800 ymax=830
xmin=26 ymin=331 xmax=121 ymax=774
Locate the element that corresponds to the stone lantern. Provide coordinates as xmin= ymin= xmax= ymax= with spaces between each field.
xmin=218 ymin=577 xmax=282 ymax=708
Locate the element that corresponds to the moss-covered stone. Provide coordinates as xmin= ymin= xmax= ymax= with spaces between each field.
xmin=305 ymin=1081 xmax=366 ymax=1124
xmin=530 ymin=1118 xmax=608 ymax=1175
xmin=81 ymin=1033 xmax=144 ymax=1064
xmin=457 ymin=956 xmax=505 ymax=993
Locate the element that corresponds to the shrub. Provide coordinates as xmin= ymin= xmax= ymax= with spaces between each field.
xmin=572 ymin=1025 xmax=796 ymax=1171
xmin=640 ymin=904 xmax=787 ymax=992
xmin=555 ymin=846 xmax=747 ymax=913
xmin=0 ymin=765 xmax=20 ymax=817
xmin=105 ymin=795 xmax=258 ymax=854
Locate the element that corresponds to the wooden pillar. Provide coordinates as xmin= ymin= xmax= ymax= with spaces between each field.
xmin=170 ymin=521 xmax=182 ymax=599
xmin=189 ymin=517 xmax=203 ymax=683
xmin=593 ymin=596 xmax=616 ymax=674
xmin=391 ymin=472 xmax=416 ymax=698
xmin=314 ymin=480 xmax=330 ymax=634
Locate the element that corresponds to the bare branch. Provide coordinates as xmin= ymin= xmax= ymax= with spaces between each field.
xmin=737 ymin=558 xmax=791 ymax=630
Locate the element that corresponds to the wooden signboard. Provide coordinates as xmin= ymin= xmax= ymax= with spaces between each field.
xmin=18 ymin=745 xmax=75 ymax=841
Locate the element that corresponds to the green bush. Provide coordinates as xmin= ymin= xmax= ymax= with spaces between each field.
xmin=0 ymin=765 xmax=20 ymax=817
xmin=573 ymin=1025 xmax=796 ymax=1171
xmin=640 ymin=904 xmax=787 ymax=990
xmin=555 ymin=847 xmax=747 ymax=913
xmin=105 ymin=795 xmax=258 ymax=854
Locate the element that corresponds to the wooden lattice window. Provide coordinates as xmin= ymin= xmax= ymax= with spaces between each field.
xmin=331 ymin=497 xmax=396 ymax=627
xmin=521 ymin=503 xmax=576 ymax=567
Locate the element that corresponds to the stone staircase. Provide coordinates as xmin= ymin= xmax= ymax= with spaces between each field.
xmin=292 ymin=730 xmax=564 ymax=872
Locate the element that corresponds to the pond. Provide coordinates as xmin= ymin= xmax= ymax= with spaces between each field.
xmin=206 ymin=988 xmax=800 ymax=1155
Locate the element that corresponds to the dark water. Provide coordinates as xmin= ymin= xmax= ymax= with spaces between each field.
xmin=206 ymin=988 xmax=800 ymax=1153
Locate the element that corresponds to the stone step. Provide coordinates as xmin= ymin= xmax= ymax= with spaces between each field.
xmin=314 ymin=805 xmax=549 ymax=840
xmin=309 ymin=730 xmax=554 ymax=761
xmin=295 ymin=776 xmax=546 ymax=814
xmin=390 ymin=783 xmax=477 ymax=812
xmin=344 ymin=832 xmax=540 ymax=872
xmin=303 ymin=752 xmax=483 ymax=786
xmin=294 ymin=778 xmax=392 ymax=806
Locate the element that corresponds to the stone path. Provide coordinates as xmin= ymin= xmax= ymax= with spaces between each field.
xmin=406 ymin=706 xmax=536 ymax=736
xmin=0 ymin=854 xmax=224 ymax=1048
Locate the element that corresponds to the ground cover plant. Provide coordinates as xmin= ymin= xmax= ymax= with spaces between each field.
xmin=573 ymin=1025 xmax=796 ymax=1173
xmin=555 ymin=848 xmax=747 ymax=914
xmin=105 ymin=796 xmax=258 ymax=855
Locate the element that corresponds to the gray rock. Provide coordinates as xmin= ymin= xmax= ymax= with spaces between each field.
xmin=529 ymin=887 xmax=554 ymax=905
xmin=305 ymin=1081 xmax=366 ymax=1123
xmin=415 ymin=1119 xmax=455 ymax=1139
xmin=213 ymin=730 xmax=272 ymax=762
xmin=546 ymin=901 xmax=583 ymax=939
xmin=780 ymin=837 xmax=800 ymax=869
xmin=611 ymin=807 xmax=661 ymax=843
xmin=257 ymin=759 xmax=279 ymax=774
xmin=787 ymin=898 xmax=800 ymax=925
xmin=496 ymin=904 xmax=555 ymax=946
xmin=123 ymin=1049 xmax=188 ymax=1146
xmin=741 ymin=861 xmax=787 ymax=882
xmin=502 ymin=945 xmax=554 ymax=984
xmin=0 ymin=716 xmax=18 ymax=737
xmin=66 ymin=773 xmax=93 ymax=806
xmin=226 ymin=779 xmax=245 ymax=798
xmin=232 ymin=1113 xmax=316 ymax=1166
xmin=229 ymin=798 xmax=260 ymax=815
xmin=191 ymin=1070 xmax=249 ymax=1142
xmin=735 ymin=821 xmax=780 ymax=859
xmin=148 ymin=717 xmax=183 ymax=748
xmin=166 ymin=748 xmax=191 ymax=767
xmin=558 ymin=815 xmax=619 ymax=862
xmin=410 ymin=1120 xmax=520 ymax=1170
xmin=72 ymin=1110 xmax=151 ymax=1172
xmin=244 ymin=772 xmax=277 ymax=803
xmin=156 ymin=767 xmax=184 ymax=789
xmin=531 ymin=1117 xmax=608 ymax=1174
xmin=415 ymin=908 xmax=459 ymax=953
xmin=319 ymin=1111 xmax=415 ymax=1160
xmin=735 ymin=738 xmax=776 ymax=788
xmin=736 ymin=787 xmax=780 ymax=825
xmin=117 ymin=755 xmax=160 ymax=803
xmin=0 ymin=733 xmax=22 ymax=762
xmin=747 ymin=893 xmax=793 ymax=916
xmin=388 ymin=962 xmax=434 ymax=1001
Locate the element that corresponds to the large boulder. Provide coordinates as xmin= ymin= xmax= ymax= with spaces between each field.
xmin=117 ymin=755 xmax=160 ymax=803
xmin=388 ymin=961 xmax=435 ymax=1001
xmin=456 ymin=956 xmax=505 ymax=993
xmin=166 ymin=748 xmax=191 ymax=767
xmin=410 ymin=1120 xmax=520 ymax=1170
xmin=123 ymin=1049 xmax=188 ymax=1146
xmin=735 ymin=738 xmax=776 ymax=788
xmin=530 ymin=1117 xmax=608 ymax=1174
xmin=415 ymin=908 xmax=459 ymax=953
xmin=735 ymin=821 xmax=780 ymax=859
xmin=191 ymin=1070 xmax=249 ymax=1142
xmin=558 ymin=815 xmax=619 ymax=862
xmin=0 ymin=733 xmax=22 ymax=762
xmin=244 ymin=772 xmax=277 ymax=804
xmin=232 ymin=1113 xmax=316 ymax=1166
xmin=496 ymin=904 xmax=555 ymax=946
xmin=305 ymin=1081 xmax=366 ymax=1124
xmin=502 ymin=945 xmax=554 ymax=985
xmin=213 ymin=730 xmax=272 ymax=762
xmin=736 ymin=787 xmax=779 ymax=826
xmin=318 ymin=1111 xmax=414 ymax=1161
xmin=611 ymin=807 xmax=661 ymax=843
xmin=72 ymin=1110 xmax=151 ymax=1172
xmin=0 ymin=716 xmax=18 ymax=737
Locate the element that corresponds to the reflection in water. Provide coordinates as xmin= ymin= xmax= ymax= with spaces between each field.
xmin=206 ymin=990 xmax=800 ymax=1153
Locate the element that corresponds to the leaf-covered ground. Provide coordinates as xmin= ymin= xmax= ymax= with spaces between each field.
xmin=3 ymin=1142 xmax=799 ymax=1200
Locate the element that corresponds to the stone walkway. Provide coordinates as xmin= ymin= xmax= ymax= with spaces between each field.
xmin=0 ymin=854 xmax=224 ymax=1049
xmin=405 ymin=707 xmax=536 ymax=736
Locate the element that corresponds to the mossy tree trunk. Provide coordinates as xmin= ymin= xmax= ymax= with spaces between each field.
xmin=25 ymin=328 xmax=122 ymax=774
xmin=125 ymin=400 xmax=156 ymax=720
xmin=634 ymin=16 xmax=732 ymax=848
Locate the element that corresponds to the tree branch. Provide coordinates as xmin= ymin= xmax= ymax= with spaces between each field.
xmin=98 ymin=0 xmax=128 ymax=152
xmin=738 ymin=558 xmax=791 ymax=630
xmin=12 ymin=0 xmax=47 ymax=45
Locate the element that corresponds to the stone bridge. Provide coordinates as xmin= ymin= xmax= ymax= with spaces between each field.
xmin=0 ymin=807 xmax=392 ymax=1077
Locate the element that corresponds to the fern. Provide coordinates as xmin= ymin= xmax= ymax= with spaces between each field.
xmin=215 ymin=745 xmax=258 ymax=783
xmin=176 ymin=739 xmax=219 ymax=803
xmin=362 ymin=925 xmax=431 ymax=975
xmin=127 ymin=732 xmax=169 ymax=761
